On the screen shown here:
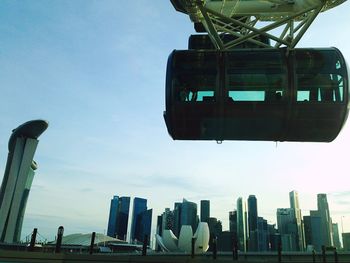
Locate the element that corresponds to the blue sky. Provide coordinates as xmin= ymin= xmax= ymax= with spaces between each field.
xmin=0 ymin=0 xmax=350 ymax=242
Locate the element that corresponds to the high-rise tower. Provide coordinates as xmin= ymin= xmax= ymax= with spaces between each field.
xmin=181 ymin=199 xmax=198 ymax=232
xmin=276 ymin=208 xmax=298 ymax=251
xmin=237 ymin=197 xmax=247 ymax=251
xmin=0 ymin=120 xmax=48 ymax=243
xmin=130 ymin=197 xmax=148 ymax=242
xmin=317 ymin=194 xmax=333 ymax=246
xmin=289 ymin=190 xmax=305 ymax=251
xmin=248 ymin=195 xmax=258 ymax=251
xmin=200 ymin=200 xmax=210 ymax=223
xmin=107 ymin=196 xmax=130 ymax=240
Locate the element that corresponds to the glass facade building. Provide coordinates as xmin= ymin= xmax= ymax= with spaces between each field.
xmin=317 ymin=194 xmax=333 ymax=247
xmin=135 ymin=209 xmax=152 ymax=244
xmin=107 ymin=196 xmax=130 ymax=240
xmin=237 ymin=197 xmax=247 ymax=251
xmin=130 ymin=197 xmax=148 ymax=242
xmin=181 ymin=199 xmax=198 ymax=232
xmin=248 ymin=195 xmax=258 ymax=251
xmin=200 ymin=200 xmax=210 ymax=223
xmin=289 ymin=190 xmax=305 ymax=251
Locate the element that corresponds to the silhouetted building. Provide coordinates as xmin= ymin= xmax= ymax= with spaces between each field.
xmin=173 ymin=202 xmax=182 ymax=237
xmin=135 ymin=209 xmax=152 ymax=244
xmin=208 ymin=217 xmax=222 ymax=251
xmin=317 ymin=194 xmax=333 ymax=247
xmin=217 ymin=231 xmax=234 ymax=252
xmin=200 ymin=200 xmax=210 ymax=223
xmin=342 ymin=233 xmax=350 ymax=251
xmin=107 ymin=196 xmax=130 ymax=240
xmin=156 ymin=215 xmax=163 ymax=251
xmin=130 ymin=197 xmax=147 ymax=242
xmin=181 ymin=199 xmax=198 ymax=233
xmin=229 ymin=210 xmax=237 ymax=235
xmin=268 ymin=224 xmax=280 ymax=251
xmin=0 ymin=120 xmax=48 ymax=243
xmin=257 ymin=217 xmax=268 ymax=251
xmin=162 ymin=208 xmax=174 ymax=231
xmin=237 ymin=197 xmax=247 ymax=251
xmin=277 ymin=208 xmax=298 ymax=251
xmin=304 ymin=212 xmax=322 ymax=251
xmin=289 ymin=190 xmax=305 ymax=251
xmin=248 ymin=195 xmax=258 ymax=251
xmin=332 ymin=223 xmax=341 ymax=249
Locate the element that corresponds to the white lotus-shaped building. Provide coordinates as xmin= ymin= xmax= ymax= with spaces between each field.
xmin=155 ymin=222 xmax=210 ymax=254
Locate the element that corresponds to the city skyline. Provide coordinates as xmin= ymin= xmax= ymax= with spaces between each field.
xmin=0 ymin=1 xmax=350 ymax=241
xmin=157 ymin=191 xmax=344 ymax=251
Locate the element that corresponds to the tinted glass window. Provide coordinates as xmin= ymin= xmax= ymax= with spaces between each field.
xmin=295 ymin=50 xmax=345 ymax=103
xmin=173 ymin=51 xmax=217 ymax=102
xmin=226 ymin=50 xmax=286 ymax=102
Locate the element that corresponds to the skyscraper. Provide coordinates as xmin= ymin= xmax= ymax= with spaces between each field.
xmin=237 ymin=197 xmax=247 ymax=251
xmin=248 ymin=195 xmax=258 ymax=251
xmin=200 ymin=200 xmax=210 ymax=223
xmin=181 ymin=199 xmax=198 ymax=232
xmin=257 ymin=217 xmax=268 ymax=251
xmin=107 ymin=196 xmax=130 ymax=240
xmin=303 ymin=213 xmax=323 ymax=251
xmin=107 ymin=196 xmax=119 ymax=238
xmin=160 ymin=208 xmax=174 ymax=234
xmin=289 ymin=190 xmax=305 ymax=251
xmin=0 ymin=120 xmax=48 ymax=243
xmin=342 ymin=233 xmax=350 ymax=250
xmin=276 ymin=208 xmax=298 ymax=251
xmin=130 ymin=197 xmax=148 ymax=242
xmin=135 ymin=208 xmax=152 ymax=244
xmin=229 ymin=210 xmax=237 ymax=235
xmin=332 ymin=223 xmax=341 ymax=249
xmin=173 ymin=202 xmax=182 ymax=237
xmin=317 ymin=194 xmax=333 ymax=247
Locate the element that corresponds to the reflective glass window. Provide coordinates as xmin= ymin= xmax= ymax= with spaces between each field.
xmin=173 ymin=51 xmax=217 ymax=102
xmin=226 ymin=50 xmax=286 ymax=102
xmin=295 ymin=50 xmax=345 ymax=103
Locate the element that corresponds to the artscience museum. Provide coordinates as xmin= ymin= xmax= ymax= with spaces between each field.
xmin=155 ymin=222 xmax=210 ymax=254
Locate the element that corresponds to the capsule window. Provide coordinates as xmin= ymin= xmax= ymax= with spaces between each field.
xmin=175 ymin=75 xmax=216 ymax=102
xmin=297 ymin=74 xmax=343 ymax=102
xmin=226 ymin=51 xmax=286 ymax=102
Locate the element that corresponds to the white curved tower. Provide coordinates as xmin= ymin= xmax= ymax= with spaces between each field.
xmin=0 ymin=120 xmax=48 ymax=243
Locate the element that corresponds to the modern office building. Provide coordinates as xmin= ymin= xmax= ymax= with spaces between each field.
xmin=181 ymin=199 xmax=198 ymax=233
xmin=342 ymin=233 xmax=350 ymax=251
xmin=200 ymin=200 xmax=210 ymax=223
xmin=268 ymin=224 xmax=280 ymax=251
xmin=237 ymin=197 xmax=247 ymax=251
xmin=257 ymin=217 xmax=268 ymax=251
xmin=107 ymin=196 xmax=130 ymax=240
xmin=0 ymin=120 xmax=48 ymax=243
xmin=277 ymin=208 xmax=298 ymax=251
xmin=229 ymin=210 xmax=237 ymax=235
xmin=130 ymin=197 xmax=148 ymax=242
xmin=332 ymin=223 xmax=341 ymax=249
xmin=248 ymin=195 xmax=258 ymax=251
xmin=289 ymin=190 xmax=305 ymax=251
xmin=317 ymin=194 xmax=333 ymax=247
xmin=162 ymin=208 xmax=174 ymax=231
xmin=303 ymin=212 xmax=322 ymax=251
xmin=107 ymin=196 xmax=119 ymax=237
xmin=173 ymin=202 xmax=182 ymax=237
xmin=208 ymin=217 xmax=222 ymax=250
xmin=134 ymin=208 xmax=152 ymax=244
